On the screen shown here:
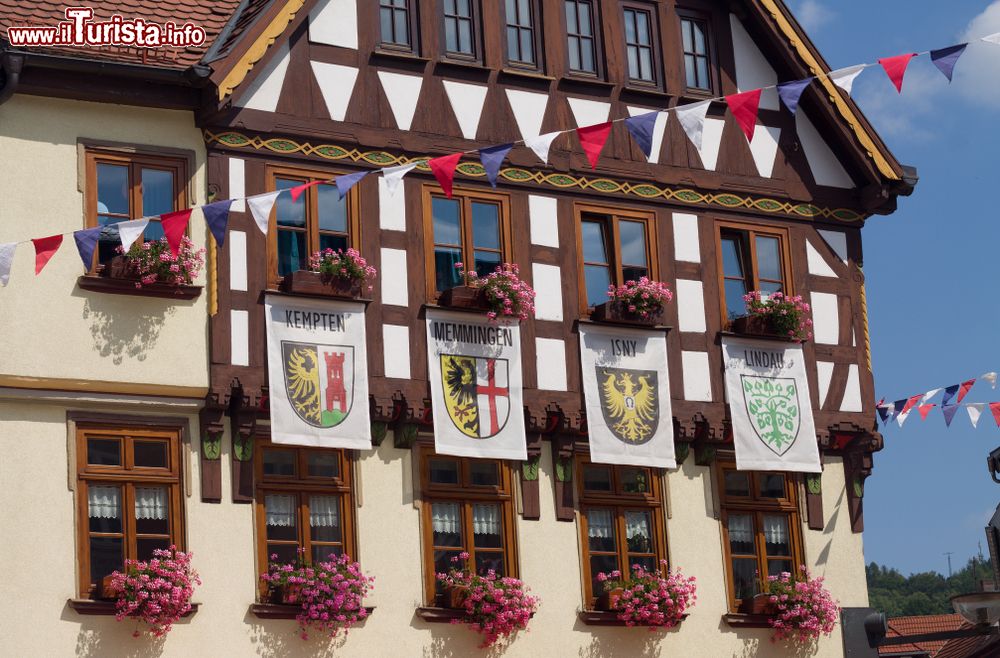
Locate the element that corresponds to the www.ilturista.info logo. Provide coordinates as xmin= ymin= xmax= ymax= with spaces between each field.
xmin=7 ymin=7 xmax=206 ymax=48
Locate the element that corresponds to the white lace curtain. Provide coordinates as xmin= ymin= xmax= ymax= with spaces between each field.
xmin=310 ymin=495 xmax=339 ymax=528
xmin=625 ymin=511 xmax=650 ymax=541
xmin=763 ymin=515 xmax=789 ymax=546
xmin=728 ymin=514 xmax=754 ymax=544
xmin=88 ymin=485 xmax=120 ymax=519
xmin=135 ymin=487 xmax=168 ymax=520
xmin=472 ymin=504 xmax=500 ymax=536
xmin=433 ymin=502 xmax=461 ymax=534
xmin=587 ymin=509 xmax=614 ymax=539
xmin=266 ymin=494 xmax=296 ymax=527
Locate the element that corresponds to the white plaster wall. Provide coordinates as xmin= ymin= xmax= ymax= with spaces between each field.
xmin=378 ymin=177 xmax=407 ymax=231
xmin=377 ymin=71 xmax=423 ymax=131
xmin=228 ymin=157 xmax=246 ymax=212
xmin=308 ymin=0 xmax=359 ymax=49
xmin=841 ymin=364 xmax=863 ymax=412
xmin=0 ymin=95 xmax=209 ymax=388
xmin=535 ymin=338 xmax=567 ymax=391
xmin=382 ymin=324 xmax=411 ymax=379
xmin=796 ymin=111 xmax=855 ymax=189
xmin=230 ymin=310 xmax=249 ymax=367
xmin=531 ymin=263 xmax=563 ymax=322
xmin=505 ymin=89 xmax=549 ymax=140
xmin=567 ymin=97 xmax=610 ymax=127
xmin=310 ymin=62 xmax=359 ymax=121
xmin=816 ymin=360 xmax=835 ymax=408
xmin=672 ymin=213 xmax=701 ymax=263
xmin=697 ymin=117 xmax=726 ymax=171
xmin=729 ymin=14 xmax=779 ymax=110
xmin=818 ymin=229 xmax=849 ymax=264
xmin=229 ymin=230 xmax=248 ymax=291
xmin=807 ymin=241 xmax=838 ymax=278
xmin=235 ymin=42 xmax=291 ymax=112
xmin=379 ymin=248 xmax=408 ymax=307
xmin=811 ymin=292 xmax=840 ymax=345
xmin=442 ymin=80 xmax=488 ymax=140
xmin=682 ymin=350 xmax=713 ymax=402
xmin=528 ymin=195 xmax=559 ymax=248
xmin=676 ymin=279 xmax=707 ymax=333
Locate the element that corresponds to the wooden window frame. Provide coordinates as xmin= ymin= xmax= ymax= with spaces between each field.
xmin=254 ymin=443 xmax=355 ymax=594
xmin=714 ymin=220 xmax=793 ymax=325
xmin=716 ymin=461 xmax=804 ymax=612
xmin=75 ymin=424 xmax=184 ymax=599
xmin=83 ymin=148 xmax=188 ymax=272
xmin=501 ymin=0 xmax=543 ymax=72
xmin=266 ymin=165 xmax=362 ymax=288
xmin=576 ymin=458 xmax=667 ymax=607
xmin=575 ymin=203 xmax=659 ymax=312
xmin=564 ymin=0 xmax=605 ymax=79
xmin=620 ymin=1 xmax=663 ymax=89
xmin=418 ymin=447 xmax=518 ymax=605
xmin=439 ymin=0 xmax=483 ymax=63
xmin=676 ymin=8 xmax=717 ymax=97
xmin=421 ymin=184 xmax=512 ymax=302
xmin=377 ymin=0 xmax=420 ymax=55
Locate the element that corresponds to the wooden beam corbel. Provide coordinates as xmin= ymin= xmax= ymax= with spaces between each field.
xmin=520 ymin=431 xmax=544 ymax=520
xmin=551 ymin=434 xmax=578 ymax=521
xmin=198 ymin=395 xmax=226 ymax=503
xmin=805 ymin=471 xmax=824 ymax=531
xmin=229 ymin=382 xmax=258 ymax=503
xmin=843 ymin=440 xmax=877 ymax=533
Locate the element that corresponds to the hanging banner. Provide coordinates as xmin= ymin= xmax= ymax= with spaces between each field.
xmin=265 ymin=294 xmax=371 ymax=449
xmin=425 ymin=308 xmax=527 ymax=460
xmin=579 ymin=323 xmax=675 ymax=468
xmin=722 ymin=336 xmax=821 ymax=473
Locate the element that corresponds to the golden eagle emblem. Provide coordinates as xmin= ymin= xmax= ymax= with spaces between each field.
xmin=598 ymin=367 xmax=659 ymax=445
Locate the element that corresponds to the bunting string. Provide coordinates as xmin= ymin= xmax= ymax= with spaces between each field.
xmin=878 ymin=372 xmax=1000 ymax=429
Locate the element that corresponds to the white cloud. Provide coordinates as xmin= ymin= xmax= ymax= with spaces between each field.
xmin=956 ymin=1 xmax=1000 ymax=107
xmin=793 ymin=0 xmax=835 ymax=33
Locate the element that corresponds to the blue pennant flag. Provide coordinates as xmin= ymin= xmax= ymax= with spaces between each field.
xmin=777 ymin=78 xmax=813 ymax=115
xmin=942 ymin=384 xmax=960 ymax=407
xmin=876 ymin=404 xmax=892 ymax=424
xmin=73 ymin=227 xmax=102 ymax=270
xmin=202 ymin=199 xmax=234 ymax=248
xmin=479 ymin=143 xmax=513 ymax=188
xmin=889 ymin=399 xmax=907 ymax=424
xmin=624 ymin=110 xmax=660 ymax=158
xmin=336 ymin=170 xmax=369 ymax=200
xmin=931 ymin=43 xmax=967 ymax=82
xmin=942 ymin=404 xmax=961 ymax=427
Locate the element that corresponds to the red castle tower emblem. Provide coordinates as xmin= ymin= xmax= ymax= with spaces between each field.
xmin=325 ymin=352 xmax=347 ymax=413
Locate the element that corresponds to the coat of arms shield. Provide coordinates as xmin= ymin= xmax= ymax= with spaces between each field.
xmin=740 ymin=375 xmax=800 ymax=456
xmin=440 ymin=354 xmax=510 ymax=439
xmin=281 ymin=341 xmax=354 ymax=428
xmin=597 ymin=367 xmax=659 ymax=445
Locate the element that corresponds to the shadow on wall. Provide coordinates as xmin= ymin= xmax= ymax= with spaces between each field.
xmin=814 ymin=486 xmax=846 ymax=570
xmin=79 ymin=292 xmax=178 ymax=365
xmin=64 ymin=602 xmax=174 ymax=658
xmin=245 ymin=611 xmax=347 ymax=658
xmin=576 ymin=624 xmax=664 ymax=658
xmin=411 ymin=614 xmax=488 ymax=658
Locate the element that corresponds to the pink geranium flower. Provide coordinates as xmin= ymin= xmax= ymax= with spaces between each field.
xmin=595 ymin=560 xmax=696 ymax=630
xmin=109 ymin=546 xmax=200 ymax=638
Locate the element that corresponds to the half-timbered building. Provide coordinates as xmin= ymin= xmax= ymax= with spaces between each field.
xmin=0 ymin=0 xmax=914 ymax=655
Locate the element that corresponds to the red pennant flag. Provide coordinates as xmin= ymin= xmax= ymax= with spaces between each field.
xmin=576 ymin=122 xmax=613 ymax=169
xmin=990 ymin=402 xmax=1000 ymax=428
xmin=160 ymin=209 xmax=192 ymax=258
xmin=917 ymin=404 xmax=936 ymax=421
xmin=290 ymin=180 xmax=321 ymax=202
xmin=725 ymin=89 xmax=762 ymax=142
xmin=428 ymin=153 xmax=462 ymax=199
xmin=957 ymin=378 xmax=977 ymax=404
xmin=32 ymin=234 xmax=63 ymax=274
xmin=900 ymin=394 xmax=923 ymax=417
xmin=879 ymin=53 xmax=916 ymax=93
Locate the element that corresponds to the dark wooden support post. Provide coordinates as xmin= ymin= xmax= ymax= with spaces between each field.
xmin=230 ymin=390 xmax=258 ymax=503
xmin=844 ymin=443 xmax=876 ymax=534
xmin=520 ymin=429 xmax=544 ymax=520
xmin=198 ymin=397 xmax=225 ymax=503
xmin=552 ymin=435 xmax=577 ymax=521
xmin=805 ymin=472 xmax=824 ymax=530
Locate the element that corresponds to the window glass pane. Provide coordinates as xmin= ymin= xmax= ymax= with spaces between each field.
xmin=469 ymin=461 xmax=499 ymax=486
xmin=507 ymin=26 xmax=519 ymax=60
xmin=263 ymin=449 xmax=296 ymax=477
xmin=579 ymin=2 xmax=591 ymax=35
xmin=472 ymin=503 xmax=502 ymax=549
xmin=768 ymin=559 xmax=793 ymax=578
xmin=97 ymin=163 xmax=129 ymax=215
xmin=520 ymin=31 xmax=534 ymax=64
xmin=724 ymin=471 xmax=751 ymax=497
xmin=685 ymin=54 xmax=697 ymax=87
xmin=318 ymin=184 xmax=348 ymax=233
xmin=434 ymin=550 xmax=465 ymax=592
xmin=473 ymin=250 xmax=501 ymax=279
xmin=310 ymin=495 xmax=342 ymax=543
xmin=629 ymin=556 xmax=656 ymax=575
xmin=435 ymin=247 xmax=463 ymax=292
xmin=727 ymin=513 xmax=755 ymax=554
xmin=582 ymin=464 xmax=612 ymax=491
xmin=582 ymin=220 xmax=608 ymax=263
xmin=136 ymin=538 xmax=171 ymax=561
xmin=759 ymin=474 xmax=786 ymax=499
xmin=725 ymin=280 xmax=749 ymax=320
xmin=640 ymin=49 xmax=653 ymax=81
xmin=265 ymin=493 xmax=298 ymax=541
xmin=471 ymin=203 xmax=500 ymax=250
xmin=586 ymin=509 xmax=616 ymax=552
xmin=319 ymin=234 xmax=349 ymax=254
xmin=278 ymin=230 xmax=306 ymax=277
xmin=313 ymin=544 xmax=342 ymax=564
xmin=721 ymin=237 xmax=745 ymax=278
xmin=307 ymin=452 xmax=340 ymax=478
xmin=620 ymin=467 xmax=650 ymax=493
xmin=693 ymin=21 xmax=706 ymax=53
xmin=87 ymin=438 xmax=121 ymax=466
xmin=88 ymin=484 xmax=122 ymax=533
xmin=380 ymin=6 xmax=393 ymax=42
xmin=90 ymin=536 xmax=123 ymax=586
xmin=619 ymin=220 xmax=648 ymax=268
xmin=432 ymin=197 xmax=461 ymax=245
xmin=518 ymin=0 xmax=531 ymax=23
xmin=625 ymin=510 xmax=653 ymax=554
xmin=581 ymin=37 xmax=595 ymax=72
xmin=681 ymin=19 xmax=693 ymax=52
xmin=135 ymin=486 xmax=169 ymax=535
xmin=565 ymin=1 xmax=578 ymax=33
xmin=584 ymin=265 xmax=611 ymax=307
xmin=134 ymin=441 xmax=168 ymax=469
xmin=445 ymin=17 xmax=458 ymax=52
xmin=622 ymin=265 xmax=648 ymax=283
xmin=268 ymin=543 xmax=299 ymax=565
xmin=458 ymin=19 xmax=472 ymax=54
xmin=141 ymin=168 xmax=174 ymax=218
xmin=763 ymin=514 xmax=791 ymax=557
xmin=732 ymin=557 xmax=759 ymax=600
xmin=429 ymin=458 xmax=460 ymax=485
xmin=568 ymin=36 xmax=581 ymax=70
xmin=275 ymin=179 xmax=306 ymax=228
xmin=476 ymin=552 xmax=505 ymax=576
xmin=759 ymin=280 xmax=783 ymax=295
xmin=636 ymin=12 xmax=650 ymax=45
xmin=627 ymin=47 xmax=639 ymax=79
xmin=394 ymin=11 xmax=409 ymax=46
xmin=696 ymin=58 xmax=710 ymax=89
xmin=590 ymin=554 xmax=619 ymax=590
xmin=431 ymin=502 xmax=463 ymax=546
xmin=623 ymin=10 xmax=636 ymax=42
xmin=756 ymin=236 xmax=782 ymax=282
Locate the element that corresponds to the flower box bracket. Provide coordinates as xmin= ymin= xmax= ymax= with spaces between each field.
xmin=67 ymin=599 xmax=200 ymax=617
xmin=77 ymin=275 xmax=202 ymax=300
xmin=578 ymin=610 xmax=688 ymax=627
xmin=250 ymin=603 xmax=375 ymax=621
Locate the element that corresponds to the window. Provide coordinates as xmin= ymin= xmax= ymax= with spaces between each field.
xmin=419 ymin=449 xmax=517 ymax=604
xmin=379 ymin=0 xmax=418 ymax=53
xmin=577 ymin=207 xmax=657 ymax=309
xmin=565 ymin=0 xmax=601 ymax=76
xmin=76 ymin=424 xmax=184 ymax=598
xmin=268 ymin=167 xmax=360 ymax=285
xmin=423 ymin=186 xmax=510 ymax=297
xmin=503 ymin=0 xmax=540 ymax=70
xmin=84 ymin=150 xmax=187 ymax=270
xmin=578 ymin=460 xmax=666 ymax=607
xmin=442 ymin=0 xmax=480 ymax=60
xmin=679 ymin=12 xmax=713 ymax=92
xmin=718 ymin=223 xmax=791 ymax=321
xmin=622 ymin=3 xmax=659 ymax=85
xmin=717 ymin=462 xmax=803 ymax=611
xmin=255 ymin=444 xmax=355 ymax=573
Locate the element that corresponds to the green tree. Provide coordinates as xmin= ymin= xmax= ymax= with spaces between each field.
xmin=866 ymin=557 xmax=995 ymax=618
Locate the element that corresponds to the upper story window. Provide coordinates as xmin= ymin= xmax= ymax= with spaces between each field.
xmin=443 ymin=0 xmax=480 ymax=61
xmin=622 ymin=3 xmax=659 ymax=86
xmin=419 ymin=448 xmax=517 ymax=604
xmin=678 ymin=11 xmax=713 ymax=92
xmin=718 ymin=223 xmax=790 ymax=321
xmin=423 ymin=186 xmax=510 ymax=298
xmin=717 ymin=462 xmax=803 ymax=611
xmin=268 ymin=167 xmax=360 ymax=286
xmin=503 ymin=0 xmax=541 ymax=70
xmin=379 ymin=0 xmax=419 ymax=53
xmin=255 ymin=444 xmax=354 ymax=574
xmin=76 ymin=423 xmax=184 ymax=598
xmin=578 ymin=207 xmax=657 ymax=309
xmin=565 ymin=0 xmax=601 ymax=76
xmin=578 ymin=460 xmax=666 ymax=607
xmin=85 ymin=149 xmax=187 ymax=270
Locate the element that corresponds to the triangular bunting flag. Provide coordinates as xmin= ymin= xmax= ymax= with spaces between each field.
xmin=942 ymin=384 xmax=960 ymax=407
xmin=73 ymin=227 xmax=101 ymax=270
xmin=725 ymin=89 xmax=762 ymax=142
xmin=921 ymin=388 xmax=942 ymax=404
xmin=981 ymin=33 xmax=1000 ymax=45
xmin=983 ymin=372 xmax=998 ymax=389
xmin=0 ymin=242 xmax=16 ymax=287
xmin=290 ymin=180 xmax=322 ymax=202
xmin=876 ymin=403 xmax=893 ymax=424
xmin=336 ymin=170 xmax=369 ymax=200
xmin=897 ymin=394 xmax=924 ymax=427
xmin=576 ymin=122 xmax=613 ymax=169
xmin=479 ymin=143 xmax=513 ymax=188
xmin=967 ymin=403 xmax=986 ymax=429
xmin=382 ymin=163 xmax=417 ymax=196
xmin=624 ymin=110 xmax=660 ymax=158
xmin=524 ymin=131 xmax=561 ymax=165
xmin=118 ymin=219 xmax=149 ymax=253
xmin=889 ymin=399 xmax=907 ymax=424
xmin=160 ymin=209 xmax=192 ymax=257
xmin=879 ymin=53 xmax=917 ymax=93
xmin=990 ymin=402 xmax=1000 ymax=427
xmin=777 ymin=78 xmax=813 ymax=115
xmin=247 ymin=191 xmax=282 ymax=234
xmin=942 ymin=404 xmax=961 ymax=427
xmin=32 ymin=234 xmax=63 ymax=275
xmin=957 ymin=378 xmax=977 ymax=404
xmin=675 ymin=100 xmax=712 ymax=150
xmin=428 ymin=153 xmax=463 ymax=198
xmin=829 ymin=65 xmax=866 ymax=94
xmin=930 ymin=44 xmax=967 ymax=82
xmin=917 ymin=404 xmax=936 ymax=421
xmin=202 ymin=199 xmax=233 ymax=247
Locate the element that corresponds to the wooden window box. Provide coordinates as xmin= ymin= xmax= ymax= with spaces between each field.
xmin=578 ymin=610 xmax=688 ymax=627
xmin=722 ymin=612 xmax=772 ymax=629
xmin=250 ymin=603 xmax=375 ymax=620
xmin=67 ymin=598 xmax=200 ymax=617
xmin=589 ymin=302 xmax=669 ymax=328
xmin=77 ymin=275 xmax=202 ymax=300
xmin=436 ymin=285 xmax=490 ymax=312
xmin=279 ymin=270 xmax=363 ymax=299
xmin=719 ymin=328 xmax=801 ymax=344
xmin=415 ymin=606 xmax=467 ymax=623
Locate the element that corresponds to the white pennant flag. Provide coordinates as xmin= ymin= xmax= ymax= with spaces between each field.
xmin=382 ymin=162 xmax=418 ymax=196
xmin=247 ymin=191 xmax=282 ymax=234
xmin=921 ymin=388 xmax=942 ymax=404
xmin=967 ymin=403 xmax=986 ymax=428
xmin=675 ymin=100 xmax=712 ymax=151
xmin=982 ymin=372 xmax=997 ymax=389
xmin=0 ymin=242 xmax=16 ymax=287
xmin=524 ymin=131 xmax=561 ymax=164
xmin=829 ymin=65 xmax=866 ymax=94
xmin=117 ymin=219 xmax=149 ymax=252
xmin=981 ymin=33 xmax=1000 ymax=45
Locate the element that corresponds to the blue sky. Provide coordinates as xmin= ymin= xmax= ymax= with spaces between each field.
xmin=787 ymin=0 xmax=1000 ymax=576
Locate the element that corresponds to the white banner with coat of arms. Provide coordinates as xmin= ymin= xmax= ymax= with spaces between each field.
xmin=265 ymin=294 xmax=371 ymax=449
xmin=425 ymin=309 xmax=526 ymax=460
xmin=580 ymin=323 xmax=675 ymax=468
xmin=722 ymin=336 xmax=821 ymax=473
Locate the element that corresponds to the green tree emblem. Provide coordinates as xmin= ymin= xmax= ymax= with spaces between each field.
xmin=741 ymin=376 xmax=800 ymax=456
